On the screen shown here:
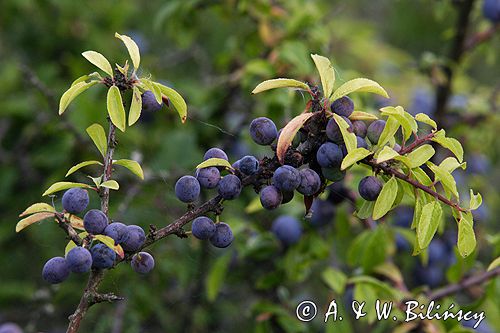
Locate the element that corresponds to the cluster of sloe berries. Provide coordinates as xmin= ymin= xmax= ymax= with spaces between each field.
xmin=42 ymin=188 xmax=154 ymax=284
xmin=174 ymin=95 xmax=388 ymax=247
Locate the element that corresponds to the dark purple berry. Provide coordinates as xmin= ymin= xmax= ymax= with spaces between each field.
xmin=297 ymin=168 xmax=321 ymax=196
xmin=317 ymin=142 xmax=343 ymax=168
xmin=191 ymin=216 xmax=216 ymax=240
xmin=103 ymin=222 xmax=129 ymax=245
xmin=367 ymin=120 xmax=386 ymax=144
xmin=239 ymin=155 xmax=259 ymax=175
xmin=326 ymin=116 xmax=352 ymax=144
xmin=196 ymin=167 xmax=220 ymax=189
xmin=260 ymin=185 xmax=283 ymax=210
xmin=90 ymin=243 xmax=116 ymax=269
xmin=42 ymin=257 xmax=70 ymax=284
xmin=217 ymin=174 xmax=242 ymax=200
xmin=272 ymin=165 xmax=300 ymax=192
xmin=203 ymin=148 xmax=228 ymax=161
xmin=351 ymin=120 xmax=367 ymax=138
xmin=66 ymin=246 xmax=92 ymax=273
xmin=483 ymin=0 xmax=500 ymax=22
xmin=0 ymin=323 xmax=23 ymax=333
xmin=356 ymin=136 xmax=369 ymax=149
xmin=83 ymin=209 xmax=108 ymax=234
xmin=131 ymin=252 xmax=155 ymax=274
xmin=358 ymin=176 xmax=383 ymax=201
xmin=330 ymin=96 xmax=354 ymax=117
xmin=209 ymin=222 xmax=234 ymax=248
xmin=281 ymin=190 xmax=295 ymax=204
xmin=141 ymin=90 xmax=162 ymax=112
xmin=327 ymin=182 xmax=349 ymax=204
xmin=322 ymin=167 xmax=346 ymax=182
xmin=175 ymin=175 xmax=200 ymax=203
xmin=310 ymin=199 xmax=336 ymax=228
xmin=249 ymin=117 xmax=278 ymax=145
xmin=62 ymin=188 xmax=89 ymax=214
xmin=271 ymin=216 xmax=302 ymax=246
xmin=121 ymin=225 xmax=146 ymax=252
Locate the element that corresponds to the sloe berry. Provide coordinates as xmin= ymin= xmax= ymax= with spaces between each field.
xmin=327 ymin=182 xmax=349 ymax=204
xmin=272 ymin=165 xmax=300 ymax=192
xmin=281 ymin=190 xmax=294 ymax=204
xmin=272 ymin=215 xmax=302 ymax=246
xmin=62 ymin=188 xmax=89 ymax=214
xmin=175 ymin=175 xmax=201 ymax=203
xmin=83 ymin=209 xmax=108 ymax=234
xmin=209 ymin=222 xmax=234 ymax=248
xmin=356 ymin=136 xmax=368 ymax=149
xmin=203 ymin=148 xmax=228 ymax=161
xmin=326 ymin=116 xmax=352 ymax=144
xmin=191 ymin=216 xmax=216 ymax=240
xmin=358 ymin=176 xmax=383 ymax=201
xmin=0 ymin=323 xmax=23 ymax=333
xmin=330 ymin=96 xmax=354 ymax=117
xmin=196 ymin=167 xmax=220 ymax=189
xmin=131 ymin=252 xmax=155 ymax=274
xmin=121 ymin=225 xmax=146 ymax=252
xmin=103 ymin=222 xmax=129 ymax=245
xmin=297 ymin=168 xmax=321 ymax=196
xmin=141 ymin=90 xmax=162 ymax=113
xmin=42 ymin=257 xmax=70 ymax=284
xmin=66 ymin=246 xmax=92 ymax=273
xmin=310 ymin=199 xmax=336 ymax=228
xmin=217 ymin=174 xmax=242 ymax=200
xmin=366 ymin=120 xmax=386 ymax=144
xmin=483 ymin=0 xmax=500 ymax=22
xmin=316 ymin=142 xmax=343 ymax=168
xmin=260 ymin=185 xmax=283 ymax=210
xmin=249 ymin=117 xmax=278 ymax=145
xmin=239 ymin=155 xmax=259 ymax=175
xmin=351 ymin=120 xmax=367 ymax=138
xmin=90 ymin=243 xmax=116 ymax=269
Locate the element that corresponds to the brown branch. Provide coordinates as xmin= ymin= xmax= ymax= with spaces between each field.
xmin=100 ymin=121 xmax=116 ymax=215
xmin=464 ymin=23 xmax=500 ymax=52
xmin=55 ymin=213 xmax=82 ymax=246
xmin=362 ymin=158 xmax=466 ymax=212
xmin=398 ymin=132 xmax=436 ymax=155
xmin=428 ymin=267 xmax=500 ymax=300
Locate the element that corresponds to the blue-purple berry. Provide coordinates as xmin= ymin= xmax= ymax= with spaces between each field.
xmin=90 ymin=243 xmax=116 ymax=269
xmin=191 ymin=216 xmax=216 ymax=240
xmin=66 ymin=246 xmax=93 ymax=273
xmin=203 ymin=148 xmax=228 ymax=161
xmin=358 ymin=176 xmax=383 ymax=201
xmin=330 ymin=96 xmax=354 ymax=117
xmin=239 ymin=155 xmax=259 ymax=175
xmin=209 ymin=222 xmax=234 ymax=248
xmin=297 ymin=168 xmax=321 ymax=196
xmin=249 ymin=117 xmax=278 ymax=145
xmin=271 ymin=216 xmax=302 ymax=246
xmin=42 ymin=257 xmax=70 ymax=284
xmin=121 ymin=225 xmax=146 ymax=252
xmin=317 ymin=142 xmax=343 ymax=168
xmin=131 ymin=252 xmax=155 ymax=274
xmin=272 ymin=165 xmax=300 ymax=192
xmin=196 ymin=167 xmax=220 ymax=189
xmin=175 ymin=175 xmax=201 ymax=203
xmin=83 ymin=209 xmax=108 ymax=234
xmin=103 ymin=222 xmax=129 ymax=245
xmin=217 ymin=174 xmax=242 ymax=200
xmin=141 ymin=90 xmax=162 ymax=113
xmin=62 ymin=188 xmax=89 ymax=214
xmin=260 ymin=185 xmax=283 ymax=210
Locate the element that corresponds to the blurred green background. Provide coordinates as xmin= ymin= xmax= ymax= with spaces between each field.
xmin=0 ymin=0 xmax=498 ymax=332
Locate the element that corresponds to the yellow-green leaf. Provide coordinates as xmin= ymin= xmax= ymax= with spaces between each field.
xmin=321 ymin=267 xmax=347 ymax=294
xmin=251 ymin=78 xmax=310 ymax=94
xmin=156 ymin=82 xmax=188 ymax=123
xmin=64 ymin=214 xmax=85 ymax=230
xmin=19 ymin=203 xmax=55 ymax=217
xmin=439 ymin=157 xmax=466 ymax=173
xmin=16 ymin=212 xmax=55 ymax=232
xmin=43 ymin=182 xmax=94 ymax=196
xmin=380 ymin=106 xmax=417 ymax=141
xmin=107 ymin=86 xmax=126 ymax=132
xmin=81 ymin=51 xmax=113 ymax=76
xmin=377 ymin=116 xmax=400 ymax=147
xmin=331 ymin=78 xmax=389 ymax=101
xmin=113 ymin=159 xmax=144 ymax=179
xmin=415 ymin=113 xmax=437 ymax=129
xmin=373 ymin=177 xmax=398 ymax=220
xmin=458 ymin=212 xmax=476 ymax=257
xmin=70 ymin=72 xmax=100 ymax=87
xmin=311 ymin=54 xmax=335 ymax=98
xmin=427 ymin=162 xmax=459 ymax=198
xmin=94 ymin=234 xmax=125 ymax=258
xmin=406 ymin=145 xmax=435 ymax=168
xmin=376 ymin=146 xmax=399 ymax=163
xmin=349 ymin=111 xmax=379 ymax=121
xmin=417 ymin=201 xmax=442 ymax=248
xmin=65 ymin=240 xmax=77 ymax=255
xmin=115 ymin=32 xmax=140 ymax=70
xmin=128 ymin=86 xmax=142 ymax=126
xmin=277 ymin=112 xmax=315 ymax=164
xmin=487 ymin=257 xmax=500 ymax=271
xmin=196 ymin=158 xmax=233 ymax=170
xmin=469 ymin=190 xmax=482 ymax=210
xmin=206 ymin=252 xmax=231 ymax=302
xmin=332 ymin=113 xmax=357 ymax=153
xmin=431 ymin=130 xmax=463 ymax=162
xmin=142 ymin=79 xmax=162 ymax=104
xmin=341 ymin=148 xmax=372 ymax=170
xmin=86 ymin=123 xmax=107 ymax=158
xmin=59 ymin=81 xmax=99 ymax=115
xmin=100 ymin=180 xmax=119 ymax=190
xmin=65 ymin=160 xmax=103 ymax=177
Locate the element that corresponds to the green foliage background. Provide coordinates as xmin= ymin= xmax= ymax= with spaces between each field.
xmin=0 ymin=0 xmax=498 ymax=332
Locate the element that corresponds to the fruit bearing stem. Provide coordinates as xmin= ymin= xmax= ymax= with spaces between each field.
xmin=101 ymin=121 xmax=116 ymax=215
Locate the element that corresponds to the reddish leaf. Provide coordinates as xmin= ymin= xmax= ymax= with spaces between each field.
xmin=276 ymin=112 xmax=315 ymax=164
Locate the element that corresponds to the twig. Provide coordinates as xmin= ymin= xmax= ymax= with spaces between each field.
xmin=101 ymin=121 xmax=116 ymax=215
xmin=55 ymin=213 xmax=82 ymax=246
xmin=428 ymin=267 xmax=500 ymax=300
xmin=398 ymin=132 xmax=436 ymax=155
xmin=464 ymin=23 xmax=500 ymax=52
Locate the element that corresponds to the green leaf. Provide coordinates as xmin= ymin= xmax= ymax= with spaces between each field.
xmin=331 ymin=78 xmax=389 ymax=101
xmin=142 ymin=79 xmax=162 ymax=104
xmin=376 ymin=146 xmax=399 ymax=163
xmin=373 ymin=177 xmax=398 ymax=220
xmin=81 ymin=51 xmax=113 ymax=76
xmin=277 ymin=112 xmax=315 ymax=164
xmin=416 ymin=201 xmax=442 ymax=249
xmin=59 ymin=81 xmax=99 ymax=115
xmin=354 ymin=283 xmax=378 ymax=324
xmin=19 ymin=203 xmax=55 ymax=217
xmin=348 ymin=227 xmax=387 ymax=272
xmin=94 ymin=234 xmax=124 ymax=258
xmin=341 ymin=148 xmax=372 ymax=170
xmin=65 ymin=214 xmax=85 ymax=230
xmin=115 ymin=32 xmax=140 ymax=70
xmin=196 ymin=158 xmax=233 ymax=170
xmin=355 ymin=200 xmax=375 ymax=219
xmin=156 ymin=82 xmax=188 ymax=123
xmin=65 ymin=160 xmax=103 ymax=177
xmin=321 ymin=267 xmax=346 ymax=294
xmin=311 ymin=54 xmax=335 ymax=98
xmin=16 ymin=212 xmax=55 ymax=232
xmin=107 ymin=86 xmax=126 ymax=132
xmin=100 ymin=180 xmax=119 ymax=190
xmin=380 ymin=106 xmax=417 ymax=141
xmin=349 ymin=111 xmax=378 ymax=121
xmin=88 ymin=175 xmax=102 ymax=187
xmin=427 ymin=162 xmax=459 ymax=198
xmin=411 ymin=167 xmax=433 ymax=187
xmin=251 ymin=78 xmax=310 ymax=94
xmin=415 ymin=113 xmax=437 ymax=129
xmin=332 ymin=114 xmax=357 ymax=153
xmin=64 ymin=240 xmax=77 ymax=255
xmin=86 ymin=123 xmax=107 ymax=158
xmin=457 ymin=212 xmax=476 ymax=257
xmin=206 ymin=253 xmax=231 ymax=302
xmin=43 ymin=182 xmax=94 ymax=196
xmin=377 ymin=116 xmax=400 ymax=147
xmin=439 ymin=157 xmax=466 ymax=173
xmin=406 ymin=145 xmax=435 ymax=168
xmin=128 ymin=86 xmax=142 ymax=126
xmin=113 ymin=159 xmax=144 ymax=179
xmin=411 ymin=195 xmax=423 ymax=229
xmin=487 ymin=256 xmax=500 ymax=271
xmin=432 ymin=130 xmax=464 ymax=162
xmin=469 ymin=190 xmax=482 ymax=210
xmin=70 ymin=72 xmax=101 ymax=86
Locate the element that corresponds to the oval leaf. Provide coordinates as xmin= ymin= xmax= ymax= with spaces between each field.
xmin=377 ymin=116 xmax=400 ymax=147
xmin=115 ymin=32 xmax=140 ymax=70
xmin=81 ymin=51 xmax=113 ymax=76
xmin=196 ymin=158 xmax=233 ymax=170
xmin=66 ymin=160 xmax=103 ymax=177
xmin=376 ymin=146 xmax=399 ymax=164
xmin=16 ymin=212 xmax=55 ymax=232
xmin=252 ymin=78 xmax=310 ymax=94
xmin=113 ymin=159 xmax=144 ymax=179
xmin=94 ymin=235 xmax=124 ymax=258
xmin=380 ymin=106 xmax=417 ymax=141
xmin=341 ymin=148 xmax=372 ymax=170
xmin=128 ymin=86 xmax=142 ymax=126
xmin=417 ymin=201 xmax=442 ymax=249
xmin=64 ymin=214 xmax=85 ymax=230
xmin=458 ymin=212 xmax=476 ymax=257
xmin=406 ymin=145 xmax=435 ymax=169
xmin=86 ymin=123 xmax=107 ymax=157
xmin=100 ymin=180 xmax=119 ymax=190
xmin=59 ymin=81 xmax=99 ymax=115
xmin=415 ymin=113 xmax=437 ymax=129
xmin=469 ymin=190 xmax=482 ymax=211
xmin=43 ymin=182 xmax=94 ymax=196
xmin=311 ymin=54 xmax=335 ymax=98
xmin=349 ymin=111 xmax=379 ymax=121
xmin=20 ymin=203 xmax=55 ymax=217
xmin=331 ymin=78 xmax=389 ymax=101
xmin=156 ymin=82 xmax=188 ymax=123
xmin=373 ymin=177 xmax=398 ymax=220
xmin=332 ymin=114 xmax=357 ymax=153
xmin=107 ymin=86 xmax=126 ymax=132
xmin=276 ymin=113 xmax=315 ymax=164
xmin=487 ymin=257 xmax=500 ymax=271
